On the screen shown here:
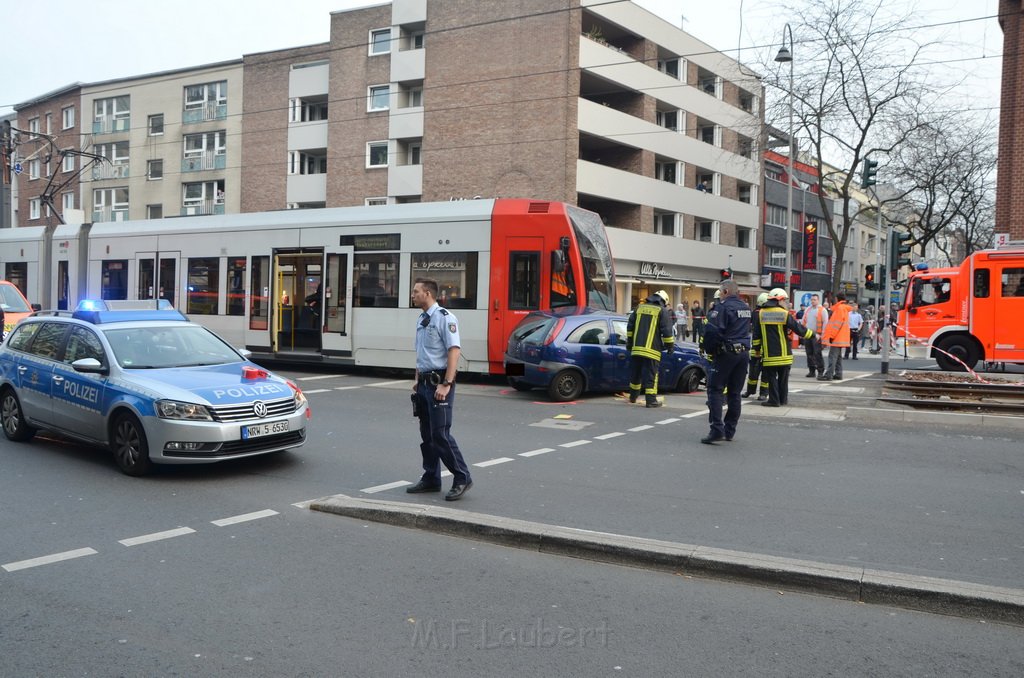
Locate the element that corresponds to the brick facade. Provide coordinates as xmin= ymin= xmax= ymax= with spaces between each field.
xmin=14 ymin=87 xmax=82 ymax=225
xmin=998 ymin=0 xmax=1024 ymax=239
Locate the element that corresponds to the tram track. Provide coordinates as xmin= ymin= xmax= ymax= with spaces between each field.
xmin=879 ymin=378 xmax=1024 ymax=415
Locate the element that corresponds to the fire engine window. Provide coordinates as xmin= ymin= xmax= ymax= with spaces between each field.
xmin=973 ymin=269 xmax=990 ymax=298
xmin=912 ymin=277 xmax=951 ymax=307
xmin=999 ymin=267 xmax=1024 ymax=297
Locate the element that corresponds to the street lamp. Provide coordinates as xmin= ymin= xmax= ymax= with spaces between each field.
xmin=775 ymin=24 xmax=795 ymax=301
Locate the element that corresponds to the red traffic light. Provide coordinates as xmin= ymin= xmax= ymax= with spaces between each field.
xmin=719 ymin=268 xmax=732 ymax=280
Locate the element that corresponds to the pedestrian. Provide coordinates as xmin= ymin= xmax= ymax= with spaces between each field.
xmin=626 ymin=290 xmax=675 ymax=408
xmin=742 ymin=292 xmax=770 ymax=401
xmin=860 ymin=306 xmax=874 ymax=351
xmin=407 ymin=278 xmax=473 ymax=501
xmin=675 ymin=302 xmax=689 ymax=340
xmin=800 ymin=293 xmax=828 ymax=378
xmin=845 ymin=303 xmax=863 ymax=360
xmin=754 ymin=288 xmax=815 ymax=407
xmin=819 ymin=293 xmax=852 ymax=381
xmin=700 ymin=279 xmax=752 ymax=444
xmin=690 ymin=300 xmax=704 ymax=342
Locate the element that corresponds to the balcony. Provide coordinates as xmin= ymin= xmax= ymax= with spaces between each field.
xmin=183 ymin=103 xmax=227 ymax=124
xmin=391 ymin=46 xmax=425 ymax=83
xmin=91 ymin=163 xmax=130 ymax=180
xmin=92 ymin=207 xmax=129 ymax=223
xmin=388 ymin=163 xmax=422 ymax=197
xmin=286 ymin=174 xmax=327 ymax=204
xmin=182 ymin=153 xmax=227 ymax=173
xmin=93 ymin=117 xmax=130 ymax=135
xmin=180 ymin=201 xmax=225 ymax=217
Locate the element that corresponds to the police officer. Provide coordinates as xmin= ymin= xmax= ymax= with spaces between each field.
xmin=754 ymin=288 xmax=815 ymax=407
xmin=407 ymin=278 xmax=473 ymax=501
xmin=626 ymin=289 xmax=675 ymax=408
xmin=701 ymin=279 xmax=752 ymax=444
xmin=742 ymin=292 xmax=770 ymax=401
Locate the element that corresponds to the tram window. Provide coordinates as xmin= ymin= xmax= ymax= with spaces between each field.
xmin=999 ymin=267 xmax=1024 ymax=297
xmin=353 ymin=253 xmax=399 ymax=307
xmin=227 ymin=257 xmax=246 ymax=316
xmin=139 ymin=258 xmax=156 ymax=299
xmin=250 ymin=256 xmax=270 ymax=330
xmin=187 ymin=257 xmax=220 ymax=315
xmin=409 ymin=252 xmax=478 ymax=309
xmin=4 ymin=262 xmax=28 ymax=298
xmin=100 ymin=260 xmax=128 ymax=300
xmin=509 ymin=252 xmax=540 ymax=310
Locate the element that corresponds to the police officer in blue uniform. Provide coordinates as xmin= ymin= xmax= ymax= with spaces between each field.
xmin=407 ymin=278 xmax=473 ymax=500
xmin=700 ymin=279 xmax=752 ymax=444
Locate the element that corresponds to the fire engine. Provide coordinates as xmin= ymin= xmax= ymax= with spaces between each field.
xmin=896 ymin=247 xmax=1024 ymax=371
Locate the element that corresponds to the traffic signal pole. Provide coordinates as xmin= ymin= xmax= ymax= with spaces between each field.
xmin=880 ymin=220 xmax=893 ymax=375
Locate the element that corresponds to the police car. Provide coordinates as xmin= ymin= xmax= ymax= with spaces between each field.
xmin=0 ymin=300 xmax=309 ymax=476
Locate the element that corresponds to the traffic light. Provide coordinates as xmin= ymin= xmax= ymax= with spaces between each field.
xmin=865 ymin=264 xmax=876 ymax=290
xmin=879 ymin=264 xmax=887 ymax=282
xmin=719 ymin=267 xmax=732 ymax=280
xmin=860 ymin=158 xmax=878 ymax=188
xmin=890 ymin=231 xmax=912 ymax=269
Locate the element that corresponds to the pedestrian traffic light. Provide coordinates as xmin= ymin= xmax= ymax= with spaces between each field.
xmin=860 ymin=158 xmax=878 ymax=188
xmin=719 ymin=267 xmax=732 ymax=280
xmin=865 ymin=264 xmax=876 ymax=290
xmin=890 ymin=231 xmax=912 ymax=269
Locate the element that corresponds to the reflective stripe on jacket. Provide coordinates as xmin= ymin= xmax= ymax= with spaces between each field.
xmin=753 ymin=304 xmax=813 ymax=367
xmin=822 ymin=301 xmax=852 ymax=347
xmin=626 ymin=302 xmax=675 ymax=360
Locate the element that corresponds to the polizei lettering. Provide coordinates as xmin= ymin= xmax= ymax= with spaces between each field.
xmin=63 ymin=380 xmax=100 ymax=404
xmin=213 ymin=384 xmax=286 ymax=399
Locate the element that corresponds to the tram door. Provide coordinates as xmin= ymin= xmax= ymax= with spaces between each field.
xmin=273 ymin=250 xmax=331 ymax=354
xmin=321 ymin=245 xmax=354 ymax=355
xmin=136 ymin=251 xmax=179 ymax=306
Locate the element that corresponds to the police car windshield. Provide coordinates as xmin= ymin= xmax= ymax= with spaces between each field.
xmin=103 ymin=325 xmax=242 ymax=369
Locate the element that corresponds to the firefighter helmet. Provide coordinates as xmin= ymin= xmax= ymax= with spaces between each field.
xmin=756 ymin=292 xmax=769 ymax=307
xmin=767 ymin=288 xmax=788 ymax=300
xmin=654 ymin=290 xmax=669 ymax=305
xmin=713 ymin=289 xmax=722 ymax=300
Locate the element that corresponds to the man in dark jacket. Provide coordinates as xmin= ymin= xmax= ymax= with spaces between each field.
xmin=701 ymin=280 xmax=752 ymax=444
xmin=626 ymin=290 xmax=675 ymax=408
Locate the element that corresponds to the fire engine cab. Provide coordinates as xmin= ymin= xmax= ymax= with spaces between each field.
xmin=896 ymin=247 xmax=1024 ymax=371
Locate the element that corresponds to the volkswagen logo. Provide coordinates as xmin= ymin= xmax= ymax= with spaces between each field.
xmin=253 ymin=401 xmax=268 ymax=418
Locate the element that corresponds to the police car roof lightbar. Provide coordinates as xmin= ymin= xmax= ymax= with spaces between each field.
xmin=73 ymin=299 xmax=187 ymax=325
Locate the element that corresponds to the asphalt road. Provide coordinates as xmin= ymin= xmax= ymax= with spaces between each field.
xmin=1 ymin=361 xmax=1022 ymax=674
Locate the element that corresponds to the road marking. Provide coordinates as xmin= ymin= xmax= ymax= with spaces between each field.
xmin=334 ymin=386 xmax=362 ymax=391
xmin=594 ymin=432 xmax=625 ymax=440
xmin=474 ymin=457 xmax=514 ymax=467
xmin=296 ymin=374 xmax=347 ymax=381
xmin=3 ymin=548 xmax=98 ymax=572
xmin=681 ymin=410 xmax=705 ymax=418
xmin=559 ymin=440 xmax=591 ymax=448
xmin=367 ymin=380 xmax=408 ymax=387
xmin=656 ymin=418 xmax=680 ymax=424
xmin=362 ymin=480 xmax=413 ymax=494
xmin=119 ymin=527 xmax=195 ymax=547
xmin=303 ymin=388 xmax=331 ymax=394
xmin=211 ymin=509 xmax=279 ymax=527
xmin=292 ymin=499 xmax=319 ymax=508
xmin=628 ymin=425 xmax=653 ymax=432
xmin=519 ymin=447 xmax=555 ymax=457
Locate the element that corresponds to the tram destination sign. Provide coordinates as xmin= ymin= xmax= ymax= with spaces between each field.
xmin=339 ymin=233 xmax=401 ymax=251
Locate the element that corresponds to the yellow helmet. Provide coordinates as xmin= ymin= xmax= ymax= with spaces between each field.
xmin=767 ymin=288 xmax=788 ymax=301
xmin=713 ymin=289 xmax=722 ymax=300
xmin=756 ymin=292 xmax=769 ymax=307
xmin=654 ymin=290 xmax=669 ymax=305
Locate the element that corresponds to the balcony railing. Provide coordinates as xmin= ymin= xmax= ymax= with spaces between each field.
xmin=92 ymin=207 xmax=129 ymax=223
xmin=182 ymin=153 xmax=227 ymax=172
xmin=183 ymin=102 xmax=227 ymax=124
xmin=93 ymin=117 xmax=130 ymax=135
xmin=180 ymin=201 xmax=226 ymax=216
xmin=91 ymin=163 xmax=130 ymax=180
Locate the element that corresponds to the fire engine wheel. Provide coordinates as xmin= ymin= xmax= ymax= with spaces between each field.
xmin=547 ymin=370 xmax=585 ymax=402
xmin=934 ymin=336 xmax=980 ymax=372
xmin=675 ymin=366 xmax=704 ymax=393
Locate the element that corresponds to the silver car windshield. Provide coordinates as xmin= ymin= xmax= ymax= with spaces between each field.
xmin=103 ymin=325 xmax=242 ymax=369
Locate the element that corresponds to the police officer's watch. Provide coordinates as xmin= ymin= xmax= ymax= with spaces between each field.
xmin=441 ymin=379 xmax=453 ymax=386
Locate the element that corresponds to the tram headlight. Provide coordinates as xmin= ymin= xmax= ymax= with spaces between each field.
xmin=157 ymin=400 xmax=213 ymax=421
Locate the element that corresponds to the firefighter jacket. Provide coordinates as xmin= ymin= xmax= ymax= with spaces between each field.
xmin=822 ymin=300 xmax=852 ymax=348
xmin=753 ymin=300 xmax=814 ymax=367
xmin=626 ymin=298 xmax=675 ymax=360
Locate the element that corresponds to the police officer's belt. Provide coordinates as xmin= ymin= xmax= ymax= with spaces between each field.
xmin=418 ymin=370 xmax=446 ymax=385
xmin=720 ymin=344 xmax=749 ymax=354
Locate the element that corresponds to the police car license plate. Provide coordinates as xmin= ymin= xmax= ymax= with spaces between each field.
xmin=241 ymin=420 xmax=289 ymax=439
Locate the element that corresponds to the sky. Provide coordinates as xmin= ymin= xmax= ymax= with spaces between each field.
xmin=0 ymin=0 xmax=1004 ymax=119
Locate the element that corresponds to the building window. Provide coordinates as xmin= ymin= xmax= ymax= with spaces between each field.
xmin=62 ymin=152 xmax=75 ymax=173
xmin=288 ymin=151 xmax=327 ymax=175
xmin=93 ymin=187 xmax=130 ymax=222
xmin=411 ymin=31 xmax=425 ymax=49
xmin=699 ymin=125 xmax=716 ymax=145
xmin=182 ymin=180 xmax=225 ymax=215
xmin=766 ymin=164 xmax=783 ymax=181
xmin=184 ymin=81 xmax=227 ymax=122
xmin=147 ymin=159 xmax=163 ymax=180
xmin=408 ymin=142 xmax=422 ymax=165
xmin=697 ymin=220 xmax=719 ymax=243
xmin=62 ymin=193 xmax=74 ymax=211
xmin=655 ymin=213 xmax=678 ymax=237
xmin=656 ymin=110 xmax=682 ymax=132
xmin=29 ymin=199 xmax=41 ymax=220
xmin=365 ymin=197 xmax=388 ymax=206
xmin=29 ymin=159 xmax=40 ymax=179
xmin=407 ymin=87 xmax=423 ymax=108
xmin=183 ymin=131 xmax=226 ymax=171
xmin=289 ymin=97 xmax=328 ymax=122
xmin=368 ymin=85 xmax=390 ymax=112
xmin=148 ymin=114 xmax=164 ymax=136
xmin=738 ymin=184 xmax=752 ymax=204
xmin=369 ymin=28 xmax=391 ymax=55
xmin=93 ymin=96 xmax=130 ymax=134
xmin=655 ymin=161 xmax=678 ymax=184
xmin=45 ymin=113 xmax=52 ymax=134
xmin=767 ymin=246 xmax=786 ymax=268
xmin=28 ymin=118 xmax=39 ymax=135
xmin=657 ymin=58 xmax=681 ymax=79
xmin=737 ymin=227 xmax=753 ymax=249
xmin=766 ymin=204 xmax=788 ymax=228
xmin=147 ymin=204 xmax=163 ymax=219
xmin=367 ymin=142 xmax=388 ymax=168
xmin=62 ymin=106 xmax=75 ymax=129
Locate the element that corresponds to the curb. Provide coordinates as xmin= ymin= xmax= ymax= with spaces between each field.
xmin=845 ymin=406 xmax=1024 ymax=430
xmin=310 ymin=493 xmax=1024 ymax=625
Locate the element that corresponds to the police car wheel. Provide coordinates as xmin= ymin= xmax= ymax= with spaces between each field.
xmin=110 ymin=413 xmax=153 ymax=477
xmin=675 ymin=367 xmax=703 ymax=394
xmin=547 ymin=370 xmax=584 ymax=402
xmin=1 ymin=388 xmax=37 ymax=442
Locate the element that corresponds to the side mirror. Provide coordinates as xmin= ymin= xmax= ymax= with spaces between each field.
xmin=72 ymin=357 xmax=108 ymax=375
xmin=31 ymin=303 xmax=42 ymax=312
xmin=551 ymin=249 xmax=567 ymax=274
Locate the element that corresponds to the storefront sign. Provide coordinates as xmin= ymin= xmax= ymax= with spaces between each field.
xmin=802 ymin=222 xmax=818 ymax=271
xmin=639 ymin=261 xmax=669 ymax=278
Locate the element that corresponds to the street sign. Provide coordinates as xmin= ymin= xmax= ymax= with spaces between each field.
xmin=995 ymin=233 xmax=1009 ymax=248
xmin=13 ymin=162 xmax=22 ymax=175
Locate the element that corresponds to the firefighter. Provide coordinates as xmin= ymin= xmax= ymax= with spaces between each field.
xmin=742 ymin=292 xmax=770 ymax=401
xmin=754 ymin=288 xmax=815 ymax=408
xmin=700 ymin=279 xmax=752 ymax=444
xmin=626 ymin=289 xmax=675 ymax=408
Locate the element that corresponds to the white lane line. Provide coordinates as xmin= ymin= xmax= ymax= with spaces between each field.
xmin=656 ymin=418 xmax=680 ymax=424
xmin=594 ymin=432 xmax=625 ymax=440
xmin=119 ymin=527 xmax=195 ymax=547
xmin=628 ymin=425 xmax=653 ymax=432
xmin=681 ymin=410 xmax=706 ymax=419
xmin=296 ymin=374 xmax=348 ymax=381
xmin=559 ymin=440 xmax=591 ymax=448
xmin=362 ymin=480 xmax=413 ymax=494
xmin=334 ymin=386 xmax=362 ymax=391
xmin=519 ymin=447 xmax=555 ymax=457
xmin=3 ymin=548 xmax=98 ymax=572
xmin=441 ymin=470 xmax=453 ymax=478
xmin=367 ymin=380 xmax=409 ymax=387
xmin=211 ymin=509 xmax=279 ymax=527
xmin=292 ymin=499 xmax=319 ymax=508
xmin=474 ymin=457 xmax=514 ymax=468
xmin=303 ymin=388 xmax=331 ymax=394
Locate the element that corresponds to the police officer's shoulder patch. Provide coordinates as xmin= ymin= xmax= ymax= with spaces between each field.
xmin=448 ymin=322 xmax=457 ymax=334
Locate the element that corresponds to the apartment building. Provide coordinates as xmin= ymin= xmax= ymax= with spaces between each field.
xmin=240 ymin=0 xmax=765 ymax=312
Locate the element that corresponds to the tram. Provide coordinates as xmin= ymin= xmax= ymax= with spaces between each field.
xmin=0 ymin=199 xmax=616 ymax=374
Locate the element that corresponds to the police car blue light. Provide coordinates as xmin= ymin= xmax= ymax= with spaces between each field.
xmin=0 ymin=304 xmax=309 ymax=476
